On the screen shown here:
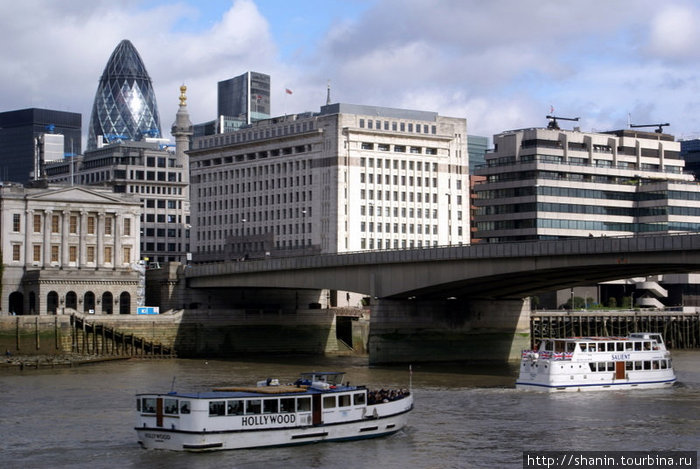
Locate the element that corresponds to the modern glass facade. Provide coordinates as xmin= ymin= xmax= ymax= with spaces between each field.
xmin=0 ymin=108 xmax=81 ymax=183
xmin=217 ymin=71 xmax=270 ymax=125
xmin=87 ymin=40 xmax=161 ymax=150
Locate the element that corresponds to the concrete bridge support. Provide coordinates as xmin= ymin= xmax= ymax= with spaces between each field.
xmin=368 ymin=297 xmax=531 ymax=364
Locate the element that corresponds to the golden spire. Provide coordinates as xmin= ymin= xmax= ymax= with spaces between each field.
xmin=179 ymin=84 xmax=187 ymax=106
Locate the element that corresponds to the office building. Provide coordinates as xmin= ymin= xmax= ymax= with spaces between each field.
xmin=0 ymin=184 xmax=142 ymax=315
xmin=0 ymin=108 xmax=81 ymax=183
xmin=218 ymin=71 xmax=271 ymax=124
xmin=188 ymin=103 xmax=468 ymax=261
xmin=87 ymin=39 xmax=162 ymax=150
xmin=467 ymin=135 xmax=488 ymax=173
xmin=680 ymin=139 xmax=700 ymax=180
xmin=473 ymin=120 xmax=700 ymax=242
xmin=45 ymin=87 xmax=192 ymax=264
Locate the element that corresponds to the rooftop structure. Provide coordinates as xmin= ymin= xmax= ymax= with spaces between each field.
xmin=87 ymin=40 xmax=162 ymax=150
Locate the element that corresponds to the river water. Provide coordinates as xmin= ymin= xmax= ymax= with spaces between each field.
xmin=1 ymin=352 xmax=699 ymax=469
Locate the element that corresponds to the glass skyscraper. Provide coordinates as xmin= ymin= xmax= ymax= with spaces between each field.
xmin=87 ymin=39 xmax=161 ymax=150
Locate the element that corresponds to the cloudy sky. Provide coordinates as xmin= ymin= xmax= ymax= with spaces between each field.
xmin=3 ymin=0 xmax=700 ymax=147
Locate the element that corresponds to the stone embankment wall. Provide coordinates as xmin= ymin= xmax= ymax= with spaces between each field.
xmin=0 ymin=315 xmax=73 ymax=355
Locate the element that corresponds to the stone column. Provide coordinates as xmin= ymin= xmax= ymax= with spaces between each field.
xmin=43 ymin=209 xmax=53 ymax=267
xmin=97 ymin=212 xmax=105 ymax=268
xmin=62 ymin=210 xmax=71 ymax=266
xmin=79 ymin=210 xmax=88 ymax=268
xmin=25 ymin=209 xmax=34 ymax=267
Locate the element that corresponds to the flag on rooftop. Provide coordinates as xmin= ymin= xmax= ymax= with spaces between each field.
xmin=285 ymin=88 xmax=293 ymax=95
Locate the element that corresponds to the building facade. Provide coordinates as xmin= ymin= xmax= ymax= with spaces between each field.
xmin=0 ymin=108 xmax=81 ymax=183
xmin=87 ymin=39 xmax=162 ymax=150
xmin=218 ymin=71 xmax=271 ymax=125
xmin=473 ymin=123 xmax=700 ymax=243
xmin=0 ymin=184 xmax=142 ymax=315
xmin=188 ymin=103 xmax=468 ymax=261
xmin=680 ymin=139 xmax=700 ymax=181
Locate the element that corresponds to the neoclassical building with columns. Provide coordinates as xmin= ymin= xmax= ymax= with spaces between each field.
xmin=0 ymin=183 xmax=142 ymax=315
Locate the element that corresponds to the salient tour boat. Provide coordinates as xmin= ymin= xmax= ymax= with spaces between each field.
xmin=135 ymin=371 xmax=413 ymax=451
xmin=516 ymin=333 xmax=676 ymax=392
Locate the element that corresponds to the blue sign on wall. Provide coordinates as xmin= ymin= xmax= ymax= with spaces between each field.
xmin=137 ymin=306 xmax=160 ymax=315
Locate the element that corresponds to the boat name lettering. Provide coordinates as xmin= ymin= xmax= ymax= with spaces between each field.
xmin=144 ymin=433 xmax=171 ymax=440
xmin=612 ymin=353 xmax=631 ymax=360
xmin=242 ymin=414 xmax=297 ymax=427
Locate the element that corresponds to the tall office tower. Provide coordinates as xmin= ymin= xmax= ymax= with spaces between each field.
xmin=87 ymin=39 xmax=162 ymax=150
xmin=0 ymin=108 xmax=81 ymax=183
xmin=467 ymin=135 xmax=488 ymax=173
xmin=473 ymin=119 xmax=700 ymax=243
xmin=188 ymin=103 xmax=468 ymax=261
xmin=217 ymin=71 xmax=271 ymax=125
xmin=680 ymin=139 xmax=700 ymax=180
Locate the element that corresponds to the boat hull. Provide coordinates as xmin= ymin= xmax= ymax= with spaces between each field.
xmin=515 ymin=378 xmax=676 ymax=392
xmin=136 ymin=402 xmax=411 ymax=451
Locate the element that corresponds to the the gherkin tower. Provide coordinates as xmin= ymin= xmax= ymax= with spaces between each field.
xmin=87 ymin=39 xmax=161 ymax=150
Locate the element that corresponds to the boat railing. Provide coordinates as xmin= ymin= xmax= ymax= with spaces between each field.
xmin=521 ymin=350 xmax=573 ymax=360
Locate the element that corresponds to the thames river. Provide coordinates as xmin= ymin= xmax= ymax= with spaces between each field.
xmin=1 ymin=352 xmax=699 ymax=469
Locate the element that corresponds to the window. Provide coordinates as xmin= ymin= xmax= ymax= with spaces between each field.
xmin=33 ymin=245 xmax=41 ymax=262
xmin=13 ymin=214 xmax=21 ymax=232
xmin=227 ymin=400 xmax=244 ymax=415
xmin=338 ymin=394 xmax=351 ymax=407
xmin=70 ymin=216 xmax=78 ymax=234
xmin=104 ymin=246 xmax=112 ymax=264
xmin=105 ymin=217 xmax=112 ymax=235
xmin=354 ymin=393 xmax=366 ymax=405
xmin=123 ymin=247 xmax=131 ymax=264
xmin=34 ymin=214 xmax=41 ymax=233
xmin=280 ymin=398 xmax=295 ymax=413
xmin=51 ymin=245 xmax=59 ymax=262
xmin=263 ymin=399 xmax=279 ymax=414
xmin=323 ymin=396 xmax=336 ymax=409
xmin=87 ymin=246 xmax=95 ymax=263
xmin=87 ymin=217 xmax=95 ymax=234
xmin=209 ymin=401 xmax=226 ymax=416
xmin=296 ymin=397 xmax=311 ymax=412
xmin=52 ymin=215 xmax=60 ymax=233
xmin=246 ymin=399 xmax=262 ymax=414
xmin=124 ymin=218 xmax=131 ymax=236
xmin=12 ymin=245 xmax=20 ymax=261
xmin=164 ymin=399 xmax=179 ymax=415
xmin=69 ymin=246 xmax=77 ymax=262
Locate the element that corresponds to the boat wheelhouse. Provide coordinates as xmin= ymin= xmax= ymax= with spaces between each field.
xmin=516 ymin=333 xmax=676 ymax=392
xmin=135 ymin=371 xmax=412 ymax=451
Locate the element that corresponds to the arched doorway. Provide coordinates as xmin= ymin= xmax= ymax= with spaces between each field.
xmin=65 ymin=291 xmax=77 ymax=310
xmin=102 ymin=292 xmax=114 ymax=314
xmin=119 ymin=292 xmax=131 ymax=314
xmin=47 ymin=291 xmax=59 ymax=314
xmin=84 ymin=291 xmax=96 ymax=314
xmin=9 ymin=292 xmax=23 ymax=315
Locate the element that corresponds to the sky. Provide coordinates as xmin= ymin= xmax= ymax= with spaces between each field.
xmin=3 ymin=0 xmax=700 ymax=148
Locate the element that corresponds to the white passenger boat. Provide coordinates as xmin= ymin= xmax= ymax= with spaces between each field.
xmin=516 ymin=333 xmax=676 ymax=392
xmin=135 ymin=371 xmax=413 ymax=451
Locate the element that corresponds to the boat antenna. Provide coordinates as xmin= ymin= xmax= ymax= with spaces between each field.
xmin=409 ymin=364 xmax=413 ymax=393
xmin=170 ymin=376 xmax=176 ymax=393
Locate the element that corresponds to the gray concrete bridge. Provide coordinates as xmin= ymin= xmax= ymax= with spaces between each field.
xmin=183 ymin=233 xmax=700 ymax=363
xmin=186 ymin=233 xmax=700 ymax=300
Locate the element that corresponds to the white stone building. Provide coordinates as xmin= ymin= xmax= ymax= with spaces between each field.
xmin=188 ymin=103 xmax=469 ymax=261
xmin=0 ymin=184 xmax=142 ymax=315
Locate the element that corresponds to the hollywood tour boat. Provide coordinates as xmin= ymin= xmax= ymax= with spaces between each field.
xmin=516 ymin=333 xmax=676 ymax=392
xmin=135 ymin=371 xmax=413 ymax=451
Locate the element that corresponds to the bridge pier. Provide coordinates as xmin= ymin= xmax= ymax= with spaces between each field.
xmin=368 ymin=297 xmax=531 ymax=364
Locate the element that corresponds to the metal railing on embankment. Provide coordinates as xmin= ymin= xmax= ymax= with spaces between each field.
xmin=71 ymin=314 xmax=174 ymax=358
xmin=530 ymin=310 xmax=700 ymax=349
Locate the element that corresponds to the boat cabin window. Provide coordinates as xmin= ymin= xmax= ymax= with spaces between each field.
xmin=579 ymin=343 xmax=587 ymax=352
xmin=606 ymin=343 xmax=614 ymax=351
xmin=263 ymin=399 xmax=279 ymax=414
xmin=634 ymin=342 xmax=642 ymax=351
xmin=616 ymin=342 xmax=624 ymax=351
xmin=141 ymin=397 xmax=156 ymax=414
xmin=643 ymin=342 xmax=651 ymax=351
xmin=554 ymin=341 xmax=565 ymax=352
xmin=323 ymin=395 xmax=336 ymax=409
xmin=607 ymin=362 xmax=614 ymax=372
xmin=209 ymin=401 xmax=226 ymax=416
xmin=338 ymin=394 xmax=351 ymax=407
xmin=597 ymin=343 xmax=606 ymax=352
xmin=566 ymin=342 xmax=576 ymax=353
xmin=644 ymin=361 xmax=651 ymax=370
xmin=164 ymin=398 xmax=178 ymax=415
xmin=227 ymin=400 xmax=244 ymax=415
xmin=596 ymin=362 xmax=605 ymax=372
xmin=542 ymin=340 xmax=553 ymax=352
xmin=180 ymin=401 xmax=190 ymax=414
xmin=634 ymin=361 xmax=643 ymax=370
xmin=588 ymin=363 xmax=596 ymax=372
xmin=660 ymin=360 xmax=667 ymax=369
xmin=625 ymin=342 xmax=633 ymax=351
xmin=354 ymin=393 xmax=366 ymax=405
xmin=280 ymin=398 xmax=295 ymax=413
xmin=297 ymin=397 xmax=311 ymax=412
xmin=246 ymin=399 xmax=262 ymax=415
xmin=626 ymin=362 xmax=633 ymax=371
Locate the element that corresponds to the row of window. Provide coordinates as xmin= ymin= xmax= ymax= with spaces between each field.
xmin=360 ymin=158 xmax=439 ymax=171
xmin=196 ymin=120 xmax=316 ymax=150
xmin=358 ymin=118 xmax=437 ymax=135
xmin=477 ymin=202 xmax=700 ymax=218
xmin=588 ymin=360 xmax=671 ymax=372
xmin=518 ymin=139 xmax=680 ymax=159
xmin=196 ymin=159 xmax=312 ymax=184
xmin=361 ymin=238 xmax=445 ymax=250
xmin=360 ymin=173 xmax=441 ymax=189
xmin=361 ymin=222 xmax=441 ymax=234
xmin=12 ymin=244 xmax=132 ymax=264
xmin=360 ymin=189 xmax=442 ymax=204
xmin=476 ymin=185 xmax=700 ymax=202
xmin=14 ymin=213 xmax=132 ymax=236
xmin=360 ymin=142 xmax=438 ymax=155
xmin=477 ymin=218 xmax=700 ymax=232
